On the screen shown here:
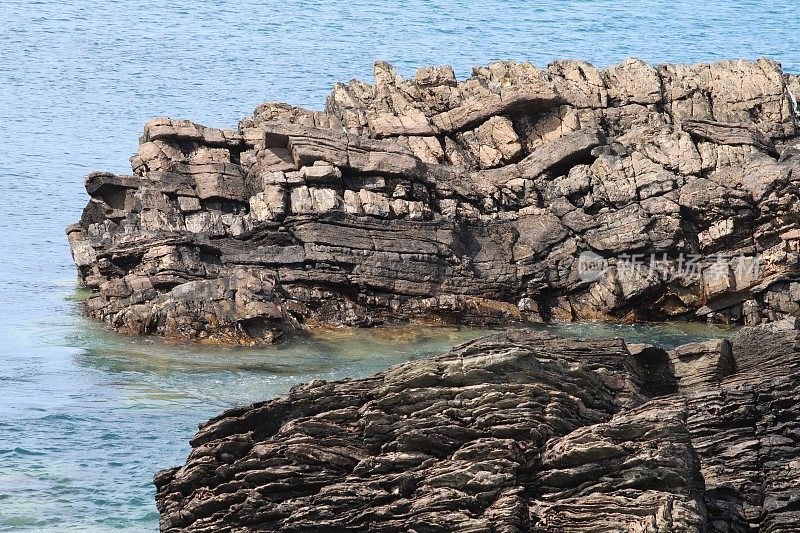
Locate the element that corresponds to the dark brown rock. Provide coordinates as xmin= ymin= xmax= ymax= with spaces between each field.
xmin=68 ymin=59 xmax=800 ymax=344
xmin=155 ymin=320 xmax=800 ymax=531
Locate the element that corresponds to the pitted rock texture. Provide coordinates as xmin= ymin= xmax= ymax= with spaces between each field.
xmin=154 ymin=319 xmax=800 ymax=532
xmin=69 ymin=58 xmax=800 ymax=344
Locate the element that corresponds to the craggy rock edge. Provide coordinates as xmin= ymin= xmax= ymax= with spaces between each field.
xmin=69 ymin=58 xmax=800 ymax=344
xmin=155 ymin=319 xmax=800 ymax=532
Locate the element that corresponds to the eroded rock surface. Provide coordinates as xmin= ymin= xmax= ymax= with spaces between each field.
xmin=69 ymin=58 xmax=800 ymax=344
xmin=155 ymin=319 xmax=800 ymax=531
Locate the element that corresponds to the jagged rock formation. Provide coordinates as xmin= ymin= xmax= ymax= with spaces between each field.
xmin=155 ymin=319 xmax=800 ymax=531
xmin=68 ymin=58 xmax=800 ymax=344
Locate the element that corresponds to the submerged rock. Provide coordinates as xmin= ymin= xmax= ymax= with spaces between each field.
xmin=68 ymin=58 xmax=800 ymax=344
xmin=155 ymin=319 xmax=800 ymax=531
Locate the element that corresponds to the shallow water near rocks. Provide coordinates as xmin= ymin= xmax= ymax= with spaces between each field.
xmin=2 ymin=0 xmax=798 ymax=530
xmin=0 ymin=306 xmax=737 ymax=532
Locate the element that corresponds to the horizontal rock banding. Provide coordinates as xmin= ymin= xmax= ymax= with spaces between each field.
xmin=155 ymin=320 xmax=800 ymax=531
xmin=69 ymin=58 xmax=800 ymax=343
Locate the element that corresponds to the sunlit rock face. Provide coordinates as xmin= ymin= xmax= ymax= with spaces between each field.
xmin=155 ymin=320 xmax=800 ymax=532
xmin=68 ymin=58 xmax=800 ymax=344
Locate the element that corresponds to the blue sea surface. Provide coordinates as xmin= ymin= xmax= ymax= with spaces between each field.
xmin=0 ymin=1 xmax=797 ymax=530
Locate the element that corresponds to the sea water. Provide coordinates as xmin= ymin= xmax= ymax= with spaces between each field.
xmin=1 ymin=1 xmax=798 ymax=530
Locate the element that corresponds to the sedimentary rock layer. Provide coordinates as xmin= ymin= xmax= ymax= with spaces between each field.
xmin=155 ymin=319 xmax=800 ymax=531
xmin=69 ymin=59 xmax=800 ymax=343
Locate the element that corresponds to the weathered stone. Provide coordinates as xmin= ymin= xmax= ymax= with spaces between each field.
xmin=662 ymin=59 xmax=796 ymax=137
xmin=302 ymin=161 xmax=342 ymax=183
xmin=518 ymin=129 xmax=603 ymax=178
xmin=68 ymin=58 xmax=800 ymax=344
xmin=358 ymin=189 xmax=390 ymax=217
xmin=193 ymin=165 xmax=247 ymax=202
xmin=289 ymin=186 xmax=340 ymax=214
xmin=457 ymin=116 xmax=523 ymax=169
xmin=249 ymin=186 xmax=287 ymax=222
xmin=602 ymin=58 xmax=662 ymax=106
xmin=155 ymin=321 xmax=800 ymax=532
xmin=415 ymin=65 xmax=456 ymax=87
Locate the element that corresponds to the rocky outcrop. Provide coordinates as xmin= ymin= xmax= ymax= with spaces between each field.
xmin=69 ymin=58 xmax=800 ymax=344
xmin=154 ymin=319 xmax=800 ymax=531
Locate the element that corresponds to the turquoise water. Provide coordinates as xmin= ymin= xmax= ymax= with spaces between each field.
xmin=1 ymin=1 xmax=797 ymax=530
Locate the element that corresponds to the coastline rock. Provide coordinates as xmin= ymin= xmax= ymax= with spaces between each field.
xmin=155 ymin=319 xmax=800 ymax=531
xmin=69 ymin=58 xmax=800 ymax=344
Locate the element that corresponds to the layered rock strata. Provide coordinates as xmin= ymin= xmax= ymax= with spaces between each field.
xmin=69 ymin=59 xmax=800 ymax=343
xmin=155 ymin=319 xmax=800 ymax=531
